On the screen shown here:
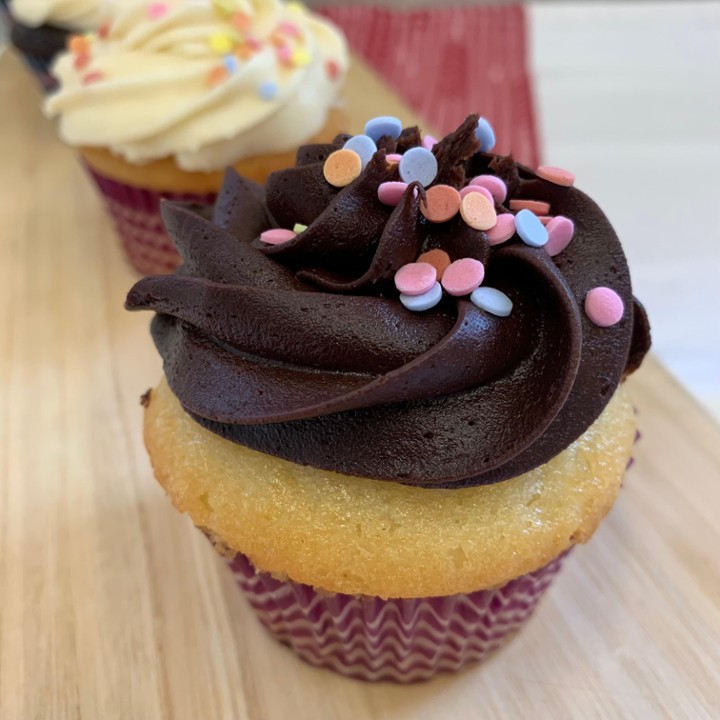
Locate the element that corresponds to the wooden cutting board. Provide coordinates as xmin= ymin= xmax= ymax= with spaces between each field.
xmin=1 ymin=50 xmax=718 ymax=720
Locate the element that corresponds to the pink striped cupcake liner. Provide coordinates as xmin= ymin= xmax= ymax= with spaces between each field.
xmin=225 ymin=550 xmax=568 ymax=683
xmin=84 ymin=165 xmax=217 ymax=276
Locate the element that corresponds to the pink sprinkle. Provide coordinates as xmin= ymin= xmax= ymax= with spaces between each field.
xmin=485 ymin=214 xmax=516 ymax=246
xmin=82 ymin=71 xmax=104 ymax=85
xmin=537 ymin=165 xmax=575 ymax=187
xmin=147 ymin=2 xmax=168 ymax=20
xmin=422 ymin=135 xmax=438 ymax=150
xmin=441 ymin=258 xmax=485 ymax=297
xmin=386 ymin=153 xmax=403 ymax=164
xmin=279 ymin=20 xmax=300 ymax=37
xmin=469 ymin=175 xmax=507 ymax=204
xmin=394 ymin=262 xmax=437 ymax=296
xmin=544 ymin=216 xmax=575 ymax=257
xmin=377 ymin=181 xmax=408 ymax=206
xmin=585 ymin=287 xmax=624 ymax=327
xmin=460 ymin=185 xmax=494 ymax=203
xmin=538 ymin=216 xmax=554 ymax=225
xmin=278 ymin=43 xmax=292 ymax=64
xmin=260 ymin=228 xmax=296 ymax=245
xmin=246 ymin=35 xmax=261 ymax=51
xmin=509 ymin=199 xmax=551 ymax=215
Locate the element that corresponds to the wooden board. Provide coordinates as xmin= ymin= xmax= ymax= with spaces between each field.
xmin=1 ymin=50 xmax=719 ymax=720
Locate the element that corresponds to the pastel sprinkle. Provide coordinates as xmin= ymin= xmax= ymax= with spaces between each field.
xmin=364 ymin=116 xmax=402 ymax=142
xmin=485 ymin=214 xmax=516 ymax=246
xmin=223 ymin=53 xmax=239 ymax=73
xmin=73 ymin=52 xmax=91 ymax=71
xmin=377 ymin=181 xmax=408 ymax=206
xmin=510 ymin=199 xmax=551 ymax=215
xmin=442 ymin=258 xmax=485 ymax=296
xmin=292 ymin=47 xmax=312 ymax=67
xmin=147 ymin=2 xmax=168 ymax=20
xmin=97 ymin=21 xmax=111 ymax=39
xmin=323 ymin=149 xmax=362 ymax=187
xmin=210 ymin=32 xmax=234 ymax=54
xmin=470 ymin=287 xmax=513 ymax=317
xmin=293 ymin=223 xmax=308 ymax=233
xmin=537 ymin=165 xmax=575 ymax=187
xmin=386 ymin=153 xmax=402 ymax=166
xmin=417 ymin=249 xmax=451 ymax=279
xmin=260 ymin=228 xmax=296 ymax=245
xmin=422 ymin=134 xmax=438 ymax=150
xmin=394 ymin=262 xmax=437 ymax=296
xmin=460 ymin=185 xmax=494 ymax=203
xmin=399 ymin=147 xmax=437 ymax=187
xmin=279 ymin=20 xmax=301 ymax=36
xmin=475 ymin=117 xmax=496 ymax=152
xmin=420 ymin=184 xmax=461 ymax=223
xmin=278 ymin=43 xmax=292 ymax=65
xmin=82 ymin=71 xmax=105 ymax=85
xmin=515 ymin=209 xmax=549 ymax=248
xmin=585 ymin=287 xmax=624 ymax=327
xmin=400 ymin=282 xmax=443 ymax=312
xmin=286 ymin=1 xmax=307 ymax=14
xmin=231 ymin=12 xmax=251 ymax=31
xmin=459 ymin=191 xmax=497 ymax=231
xmin=538 ymin=216 xmax=554 ymax=225
xmin=343 ymin=135 xmax=377 ymax=169
xmin=68 ymin=35 xmax=90 ymax=54
xmin=246 ymin=35 xmax=261 ymax=51
xmin=258 ymin=80 xmax=278 ymax=100
xmin=235 ymin=45 xmax=254 ymax=61
xmin=469 ymin=175 xmax=507 ymax=203
xmin=325 ymin=59 xmax=340 ymax=80
xmin=544 ymin=216 xmax=575 ymax=256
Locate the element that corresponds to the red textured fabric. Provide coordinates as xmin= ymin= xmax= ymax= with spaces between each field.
xmin=318 ymin=4 xmax=539 ymax=167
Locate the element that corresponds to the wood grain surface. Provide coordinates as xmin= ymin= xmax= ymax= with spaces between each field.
xmin=1 ymin=50 xmax=719 ymax=720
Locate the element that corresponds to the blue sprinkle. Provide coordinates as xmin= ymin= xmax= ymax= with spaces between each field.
xmin=364 ymin=115 xmax=402 ymax=142
xmin=258 ymin=80 xmax=278 ymax=100
xmin=475 ymin=116 xmax=496 ymax=152
xmin=515 ymin=209 xmax=549 ymax=248
xmin=343 ymin=134 xmax=377 ymax=169
xmin=400 ymin=282 xmax=443 ymax=312
xmin=223 ymin=54 xmax=239 ymax=74
xmin=470 ymin=287 xmax=513 ymax=317
xmin=399 ymin=147 xmax=438 ymax=188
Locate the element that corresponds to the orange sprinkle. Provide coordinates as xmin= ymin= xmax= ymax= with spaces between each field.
xmin=417 ymin=249 xmax=452 ymax=280
xmin=509 ymin=199 xmax=551 ymax=215
xmin=460 ymin=192 xmax=497 ymax=231
xmin=325 ymin=59 xmax=340 ymax=80
xmin=420 ymin=184 xmax=461 ymax=223
xmin=323 ymin=149 xmax=362 ymax=188
xmin=234 ymin=45 xmax=254 ymax=61
xmin=73 ymin=52 xmax=91 ymax=71
xmin=97 ymin=21 xmax=111 ymax=40
xmin=68 ymin=35 xmax=90 ymax=55
xmin=231 ymin=11 xmax=251 ymax=31
xmin=206 ymin=65 xmax=229 ymax=87
xmin=271 ymin=31 xmax=286 ymax=47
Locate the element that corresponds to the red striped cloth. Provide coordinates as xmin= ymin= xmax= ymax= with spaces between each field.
xmin=318 ymin=4 xmax=539 ymax=168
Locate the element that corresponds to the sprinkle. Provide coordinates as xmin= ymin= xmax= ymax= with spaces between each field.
xmin=323 ymin=149 xmax=362 ymax=187
xmin=537 ymin=165 xmax=575 ymax=187
xmin=470 ymin=287 xmax=513 ymax=317
xmin=475 ymin=117 xmax=496 ymax=152
xmin=544 ymin=216 xmax=575 ymax=257
xmin=82 ymin=71 xmax=105 ymax=85
xmin=417 ymin=249 xmax=451 ymax=279
xmin=68 ymin=35 xmax=90 ymax=54
xmin=97 ymin=21 xmax=111 ymax=39
xmin=210 ymin=32 xmax=234 ymax=54
xmin=260 ymin=228 xmax=296 ymax=245
xmin=147 ymin=2 xmax=168 ymax=20
xmin=293 ymin=223 xmax=308 ymax=233
xmin=585 ymin=287 xmax=624 ymax=327
xmin=73 ymin=52 xmax=91 ymax=71
xmin=377 ymin=181 xmax=408 ymax=206
xmin=286 ymin=1 xmax=307 ymax=14
xmin=291 ymin=47 xmax=312 ymax=67
xmin=422 ymin=134 xmax=438 ymax=150
xmin=394 ymin=262 xmax=437 ymax=296
xmin=515 ymin=209 xmax=548 ymax=248
xmin=271 ymin=32 xmax=286 ymax=48
xmin=278 ymin=43 xmax=292 ymax=65
xmin=420 ymin=184 xmax=461 ymax=223
xmin=400 ymin=282 xmax=443 ymax=312
xmin=246 ymin=35 xmax=261 ymax=51
xmin=469 ymin=175 xmax=507 ymax=203
xmin=364 ymin=116 xmax=403 ymax=142
xmin=258 ymin=80 xmax=278 ymax=100
xmin=460 ymin=185 xmax=494 ymax=203
xmin=207 ymin=66 xmax=229 ymax=87
xmin=231 ymin=11 xmax=251 ymax=31
xmin=234 ymin=45 xmax=254 ymax=60
xmin=485 ymin=214 xmax=516 ymax=246
xmin=343 ymin=135 xmax=377 ymax=169
xmin=509 ymin=199 xmax=551 ymax=215
xmin=325 ymin=59 xmax=340 ymax=80
xmin=386 ymin=153 xmax=402 ymax=166
xmin=442 ymin=258 xmax=485 ymax=297
xmin=538 ymin=216 xmax=554 ymax=225
xmin=459 ymin=191 xmax=497 ymax=231
xmin=279 ymin=20 xmax=301 ymax=37
xmin=399 ymin=147 xmax=437 ymax=187
xmin=223 ymin=54 xmax=239 ymax=73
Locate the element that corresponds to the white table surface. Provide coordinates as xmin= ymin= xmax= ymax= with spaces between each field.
xmin=531 ymin=1 xmax=720 ymax=420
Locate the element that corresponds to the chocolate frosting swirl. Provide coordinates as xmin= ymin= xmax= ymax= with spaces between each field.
xmin=126 ymin=115 xmax=650 ymax=488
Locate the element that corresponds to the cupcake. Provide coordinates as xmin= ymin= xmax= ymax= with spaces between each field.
xmin=6 ymin=0 xmax=113 ymax=91
xmin=126 ymin=114 xmax=651 ymax=682
xmin=45 ymin=0 xmax=348 ymax=276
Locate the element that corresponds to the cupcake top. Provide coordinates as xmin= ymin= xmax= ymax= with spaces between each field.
xmin=44 ymin=0 xmax=348 ymax=171
xmin=9 ymin=0 xmax=114 ymax=30
xmin=126 ymin=114 xmax=651 ymax=489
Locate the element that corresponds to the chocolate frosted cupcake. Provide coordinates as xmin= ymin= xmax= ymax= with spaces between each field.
xmin=126 ymin=114 xmax=650 ymax=682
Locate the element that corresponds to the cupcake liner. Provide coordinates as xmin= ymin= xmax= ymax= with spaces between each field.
xmin=224 ymin=550 xmax=568 ymax=683
xmin=84 ymin=165 xmax=217 ymax=276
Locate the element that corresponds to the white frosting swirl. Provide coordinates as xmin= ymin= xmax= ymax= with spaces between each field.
xmin=9 ymin=0 xmax=115 ymax=30
xmin=45 ymin=0 xmax=348 ymax=171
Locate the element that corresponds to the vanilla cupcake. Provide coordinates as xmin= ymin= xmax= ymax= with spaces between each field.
xmin=126 ymin=114 xmax=651 ymax=682
xmin=7 ymin=0 xmax=114 ymax=91
xmin=45 ymin=0 xmax=348 ymax=275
